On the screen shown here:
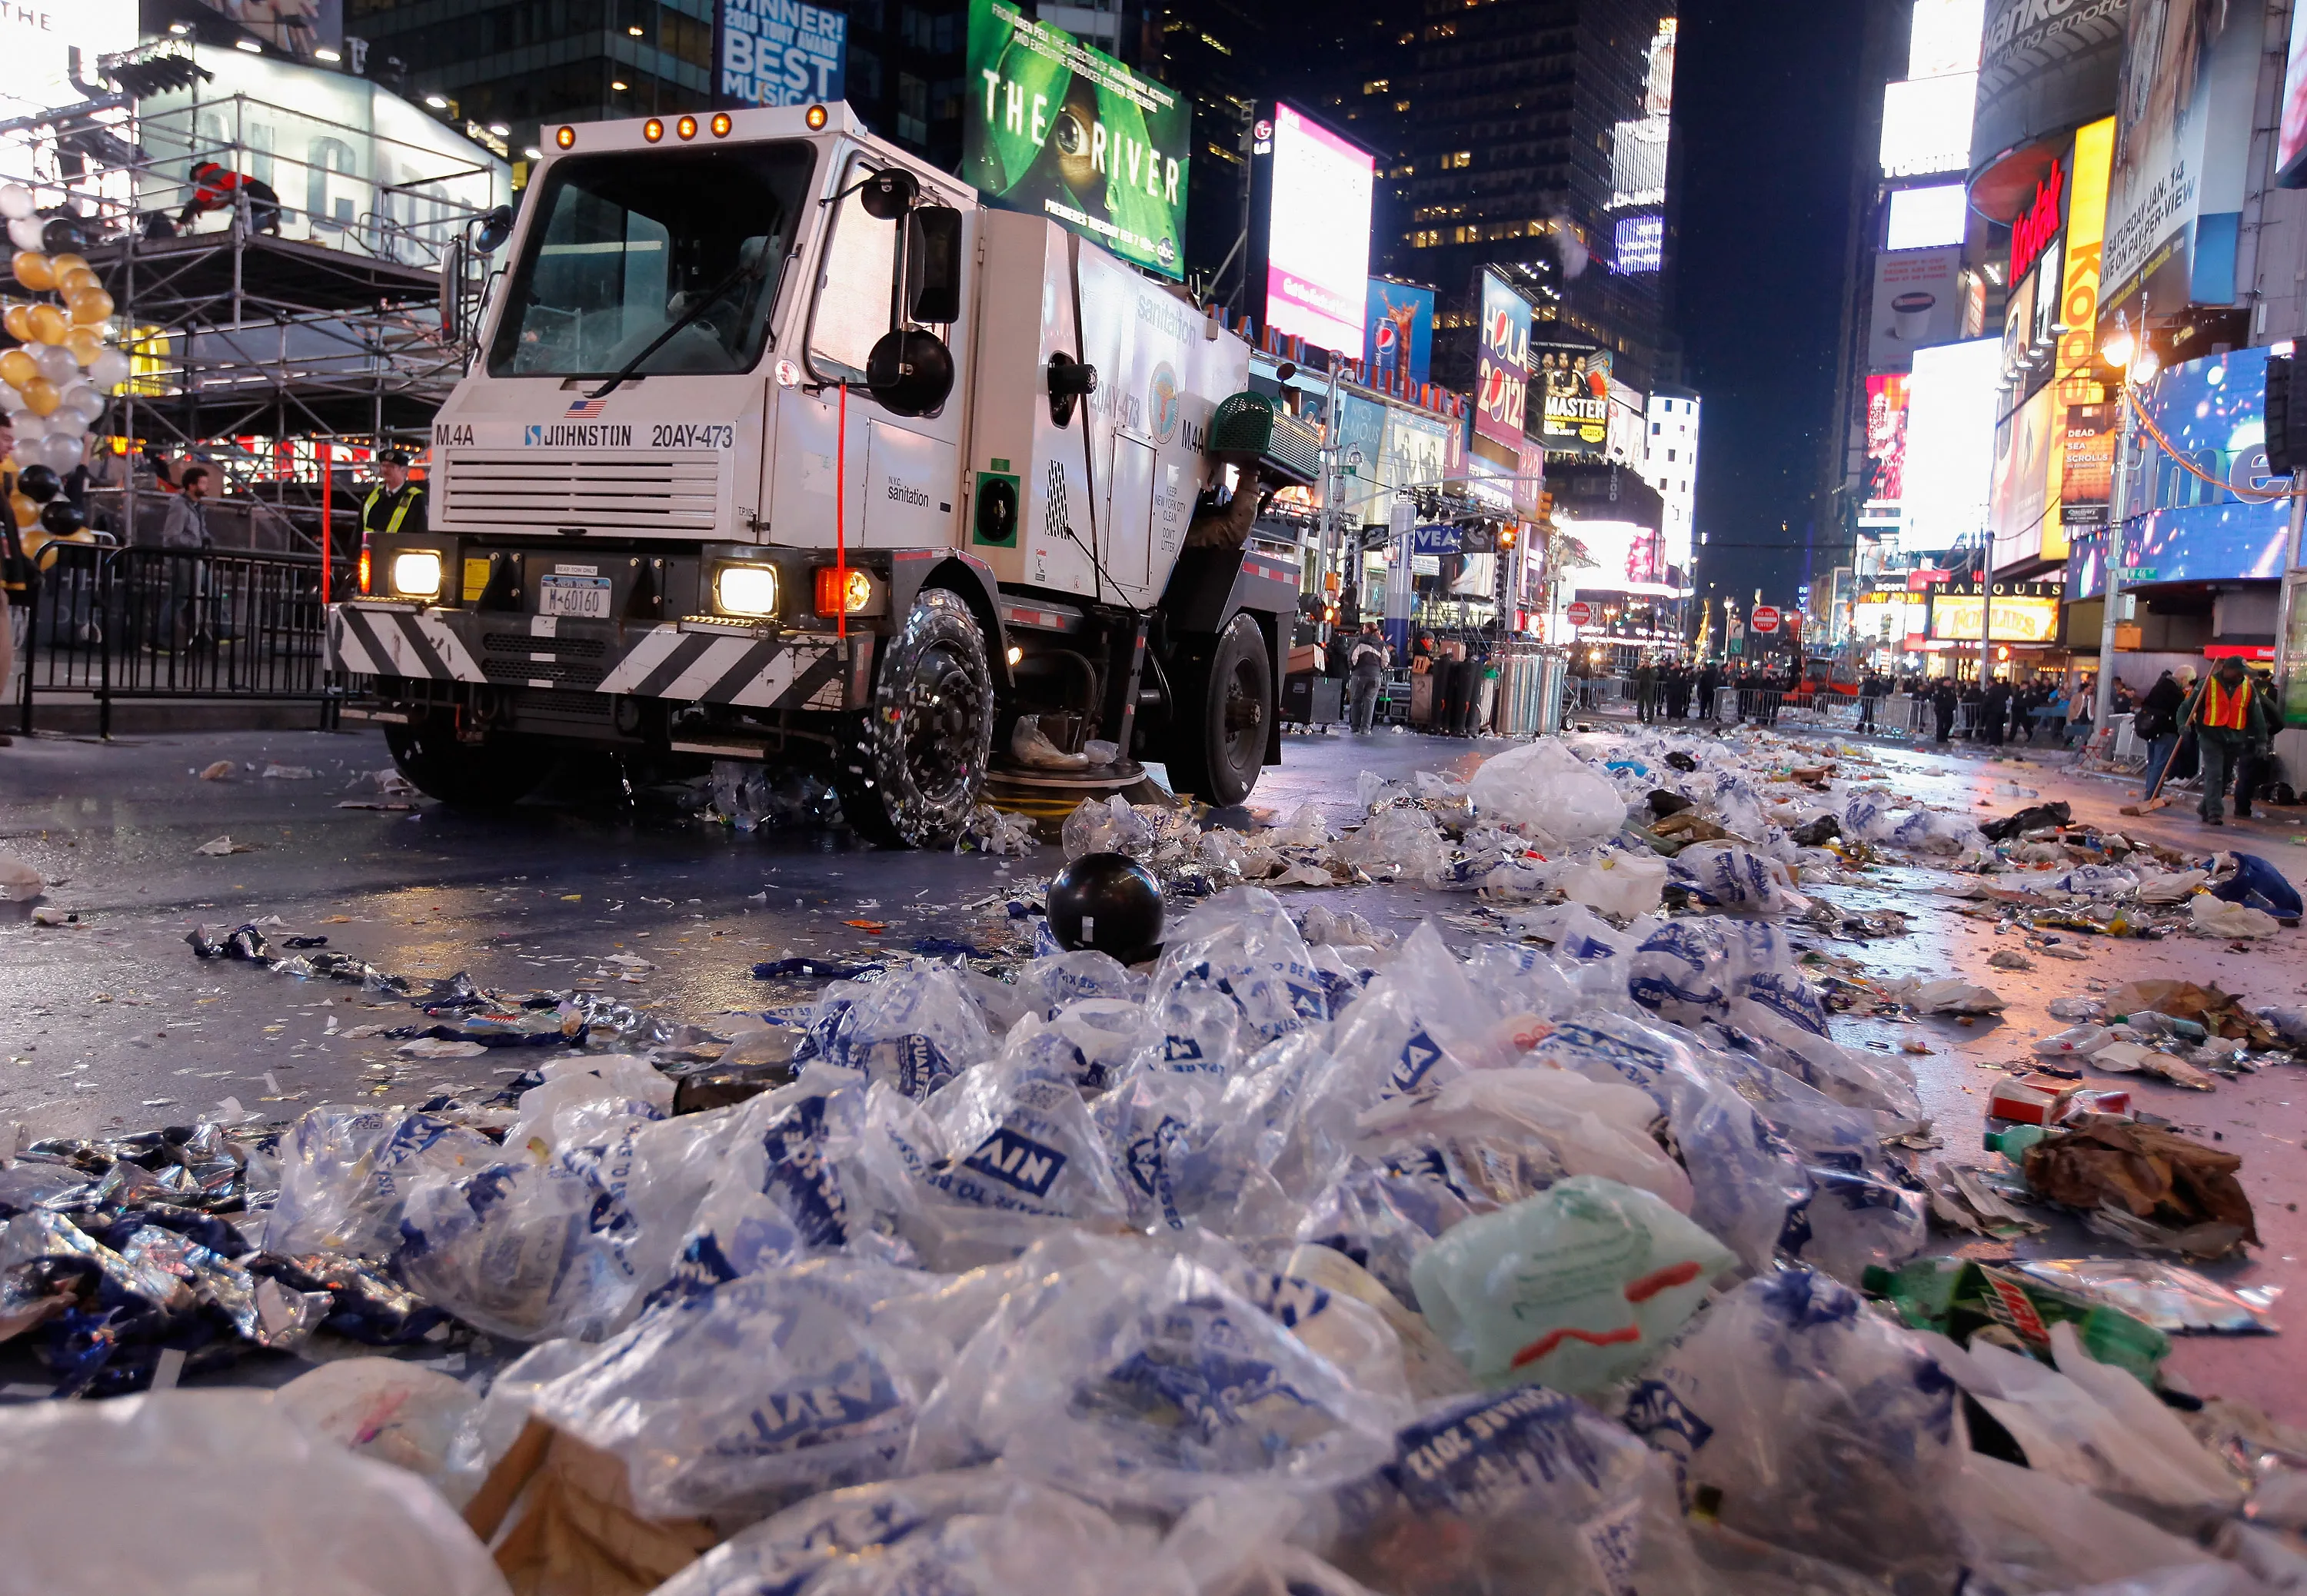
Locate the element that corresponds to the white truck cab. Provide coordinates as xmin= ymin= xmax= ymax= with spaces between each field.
xmin=331 ymin=101 xmax=1316 ymax=842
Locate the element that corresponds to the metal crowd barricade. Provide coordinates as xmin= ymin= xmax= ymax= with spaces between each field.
xmin=17 ymin=543 xmax=351 ymax=738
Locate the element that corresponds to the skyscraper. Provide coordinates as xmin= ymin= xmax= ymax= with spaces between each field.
xmin=1365 ymin=0 xmax=1680 ymax=397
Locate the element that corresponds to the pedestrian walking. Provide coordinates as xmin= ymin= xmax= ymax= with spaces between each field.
xmin=0 ymin=414 xmax=24 ymax=746
xmin=2232 ymin=667 xmax=2282 ymax=820
xmin=1346 ymin=622 xmax=1388 ymax=734
xmin=1932 ymin=679 xmax=1957 ymax=743
xmin=153 ymin=463 xmax=216 ymax=652
xmin=2189 ymin=656 xmax=2269 ymax=826
xmin=2135 ymin=669 xmax=2185 ymax=798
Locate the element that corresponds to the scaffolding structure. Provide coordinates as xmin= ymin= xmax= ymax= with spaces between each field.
xmin=2 ymin=41 xmax=507 ymax=554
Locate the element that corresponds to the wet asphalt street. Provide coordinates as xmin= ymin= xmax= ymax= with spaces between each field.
xmin=3 ymin=717 xmax=2305 ymax=1417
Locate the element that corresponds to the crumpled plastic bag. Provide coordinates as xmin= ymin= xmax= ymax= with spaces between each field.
xmin=1150 ymin=888 xmax=1330 ymax=1048
xmin=1324 ymin=1385 xmax=1703 ymax=1596
xmin=1358 ymin=1068 xmax=1692 ymax=1212
xmin=794 ymin=963 xmax=999 ymax=1099
xmin=1064 ymin=794 xmax=1154 ymax=859
xmin=654 ymin=1469 xmax=1182 ymax=1596
xmin=2136 ymin=868 xmax=2211 ymax=905
xmin=2049 ymin=865 xmax=2141 ymax=899
xmin=1018 ymin=715 xmax=1091 ymax=771
xmin=1563 ymin=848 xmax=1669 ymax=918
xmin=2189 ymin=895 xmax=2279 ymax=939
xmin=1331 ymin=806 xmax=1450 ymax=884
xmin=1466 ymin=740 xmax=1625 ymax=846
xmin=2205 ymin=851 xmax=2305 ymax=916
xmin=275 ymin=1357 xmax=485 ymax=1508
xmin=1670 ymin=843 xmax=1802 ymax=917
xmin=1886 ymin=807 xmax=1986 ymax=856
xmin=1622 ymin=1269 xmax=1965 ymax=1588
xmin=536 ymin=1259 xmax=957 ymax=1519
xmin=908 ymin=1241 xmax=1406 ymax=1510
xmin=265 ymin=1106 xmax=498 ymax=1259
xmin=1410 ymin=1175 xmax=1736 ymax=1395
xmin=0 ymin=851 xmax=43 ymax=902
xmin=1898 ymin=976 xmax=2007 ymax=1015
xmin=0 ymin=1389 xmax=512 ymax=1595
xmin=394 ymin=1156 xmax=633 ymax=1342
xmin=503 ymin=1052 xmax=675 ymax=1156
xmin=1922 ymin=1321 xmax=2242 ymax=1514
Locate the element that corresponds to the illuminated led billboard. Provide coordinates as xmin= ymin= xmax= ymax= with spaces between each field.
xmin=1257 ymin=103 xmax=1373 ymax=355
xmin=1886 ymin=184 xmax=1967 ymax=251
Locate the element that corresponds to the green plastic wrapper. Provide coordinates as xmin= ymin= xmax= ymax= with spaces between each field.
xmin=1861 ymin=1257 xmax=2170 ymax=1385
xmin=1410 ymin=1174 xmax=1738 ymax=1395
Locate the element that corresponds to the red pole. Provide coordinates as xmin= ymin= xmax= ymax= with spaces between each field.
xmin=320 ymin=441 xmax=332 ymax=608
xmin=834 ymin=383 xmax=847 ymax=641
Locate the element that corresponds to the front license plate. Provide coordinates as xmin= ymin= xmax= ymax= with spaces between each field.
xmin=540 ymin=576 xmax=611 ymax=618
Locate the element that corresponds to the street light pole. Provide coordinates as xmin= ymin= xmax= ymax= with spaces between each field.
xmin=2092 ymin=378 xmax=2137 ymax=736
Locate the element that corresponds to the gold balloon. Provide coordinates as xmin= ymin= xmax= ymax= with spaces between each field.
xmin=0 ymin=347 xmax=35 ymax=390
xmin=9 ymin=492 xmax=34 ymax=530
xmin=25 ymin=302 xmax=65 ymax=344
xmin=58 ymin=266 xmax=98 ymax=297
xmin=11 ymin=251 xmax=52 ymax=291
xmin=66 ymin=288 xmax=112 ymax=326
xmin=64 ymin=325 xmax=103 ymax=366
xmin=0 ymin=301 xmax=23 ymax=341
xmin=21 ymin=376 xmax=58 ymax=416
xmin=47 ymin=252 xmax=87 ymax=279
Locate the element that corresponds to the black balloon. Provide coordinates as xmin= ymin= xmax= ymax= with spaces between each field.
xmin=39 ymin=217 xmax=85 ymax=255
xmin=1047 ymin=851 xmax=1164 ymax=963
xmin=37 ymin=498 xmax=82 ymax=536
xmin=17 ymin=463 xmax=58 ymax=503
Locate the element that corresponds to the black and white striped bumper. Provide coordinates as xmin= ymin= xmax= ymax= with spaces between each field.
xmin=329 ymin=604 xmax=861 ymax=712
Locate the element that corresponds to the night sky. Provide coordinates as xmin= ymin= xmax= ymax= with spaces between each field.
xmin=1676 ymin=0 xmax=1874 ymax=613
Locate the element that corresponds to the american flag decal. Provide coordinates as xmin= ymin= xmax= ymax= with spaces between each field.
xmin=565 ymin=397 xmax=609 ymax=418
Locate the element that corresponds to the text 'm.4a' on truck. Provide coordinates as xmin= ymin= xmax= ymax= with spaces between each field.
xmin=329 ymin=101 xmax=1318 ymax=846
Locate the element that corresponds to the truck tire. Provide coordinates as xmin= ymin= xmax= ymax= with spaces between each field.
xmin=1163 ymin=611 xmax=1270 ymax=806
xmin=834 ymin=587 xmax=993 ymax=847
xmin=384 ymin=718 xmax=549 ymax=809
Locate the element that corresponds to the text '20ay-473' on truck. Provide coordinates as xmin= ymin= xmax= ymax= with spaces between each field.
xmin=331 ymin=101 xmax=1320 ymax=845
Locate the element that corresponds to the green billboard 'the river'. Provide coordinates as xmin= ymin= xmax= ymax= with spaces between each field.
xmin=964 ymin=0 xmax=1188 ymax=280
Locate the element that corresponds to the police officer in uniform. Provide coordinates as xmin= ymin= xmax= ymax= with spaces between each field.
xmin=362 ymin=449 xmax=427 ymax=541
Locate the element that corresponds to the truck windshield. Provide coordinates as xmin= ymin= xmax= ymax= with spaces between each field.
xmin=487 ymin=142 xmax=817 ymax=380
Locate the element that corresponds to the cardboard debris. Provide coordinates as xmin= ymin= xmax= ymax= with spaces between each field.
xmin=2023 ymin=1115 xmax=2259 ymax=1245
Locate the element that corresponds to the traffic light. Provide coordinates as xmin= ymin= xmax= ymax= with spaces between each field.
xmin=1535 ymin=490 xmax=1556 ymax=527
xmin=1500 ymin=524 xmax=1517 ymax=550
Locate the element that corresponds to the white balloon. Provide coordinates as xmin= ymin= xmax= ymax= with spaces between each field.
xmin=32 ymin=345 xmax=75 ymax=384
xmin=0 ymin=383 xmax=18 ymax=412
xmin=5 ymin=216 xmax=39 ymax=252
xmin=0 ymin=184 xmax=31 ymax=221
xmin=68 ymin=393 xmax=105 ymax=427
xmin=11 ymin=411 xmax=45 ymax=441
xmin=39 ymin=434 xmax=83 ymax=472
xmin=87 ymin=348 xmax=131 ymax=391
xmin=58 ymin=381 xmax=93 ymax=413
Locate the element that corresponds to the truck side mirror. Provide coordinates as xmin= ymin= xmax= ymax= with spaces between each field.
xmin=867 ymin=327 xmax=954 ymax=416
xmin=859 ymin=168 xmax=920 ymax=220
xmin=907 ymin=205 xmax=963 ymax=324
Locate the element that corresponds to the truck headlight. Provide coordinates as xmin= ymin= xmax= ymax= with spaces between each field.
xmin=714 ymin=562 xmax=779 ymax=617
xmin=391 ymin=550 xmax=443 ymax=600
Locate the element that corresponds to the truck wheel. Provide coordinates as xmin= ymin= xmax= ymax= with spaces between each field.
xmin=835 ymin=587 xmax=993 ymax=847
xmin=1164 ymin=612 xmax=1270 ymax=806
xmin=384 ymin=718 xmax=549 ymax=809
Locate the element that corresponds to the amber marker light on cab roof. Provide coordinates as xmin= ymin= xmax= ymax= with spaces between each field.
xmin=805 ymin=104 xmax=828 ymax=130
xmin=677 ymin=115 xmax=697 ymax=139
xmin=643 ymin=118 xmax=664 ymax=142
xmin=554 ymin=125 xmax=574 ymax=148
xmin=711 ymin=112 xmax=732 ymax=136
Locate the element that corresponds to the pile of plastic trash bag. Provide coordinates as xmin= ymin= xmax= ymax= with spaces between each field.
xmin=5 ymin=724 xmax=2302 ymax=1596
